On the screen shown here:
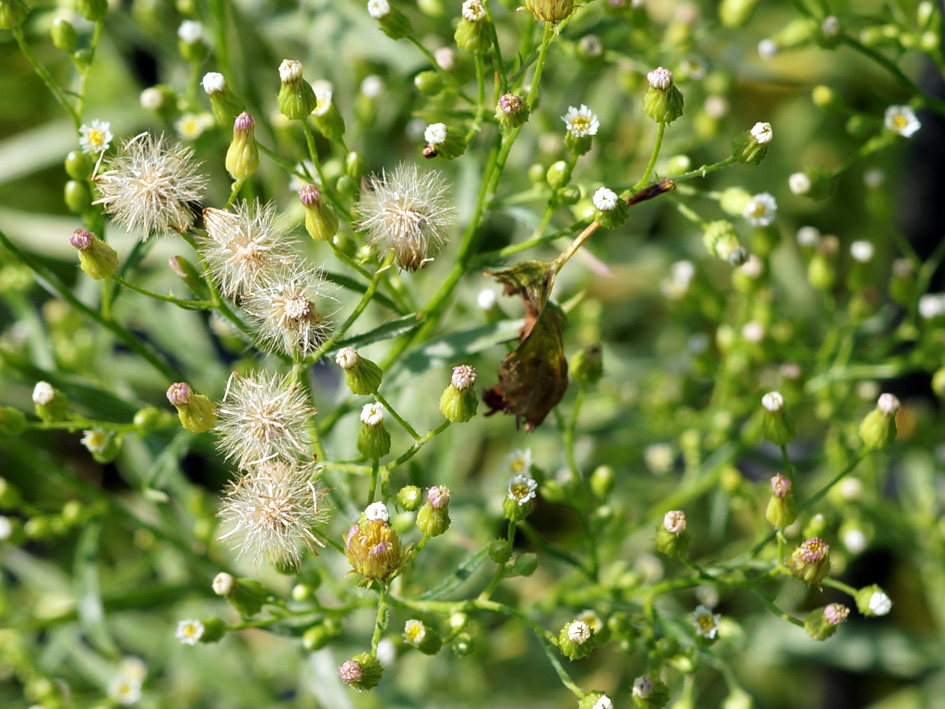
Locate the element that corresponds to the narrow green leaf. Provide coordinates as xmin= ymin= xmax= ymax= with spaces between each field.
xmin=75 ymin=520 xmax=119 ymax=657
xmin=418 ymin=548 xmax=489 ymax=600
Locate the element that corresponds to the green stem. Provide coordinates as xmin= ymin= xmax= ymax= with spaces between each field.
xmin=368 ymin=458 xmax=380 ymax=505
xmin=110 ymin=275 xmax=215 ymax=310
xmin=634 ymin=121 xmax=666 ymax=190
xmin=751 ymin=590 xmax=804 ymax=627
xmin=482 ymin=0 xmax=508 ymax=93
xmin=671 ymin=156 xmax=738 ymax=184
xmin=382 ymin=420 xmax=450 ymax=473
xmin=822 ymin=578 xmax=859 ymax=598
xmin=526 ymin=23 xmax=554 ymax=110
xmin=374 ymin=391 xmax=421 ymax=441
xmin=74 ymin=21 xmax=104 ymax=120
xmin=12 ymin=28 xmax=79 ymax=129
xmin=370 ymin=589 xmax=389 ymax=656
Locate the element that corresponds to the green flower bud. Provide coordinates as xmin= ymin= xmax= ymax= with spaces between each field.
xmin=787 ymin=537 xmax=831 ymax=586
xmin=591 ymin=187 xmax=629 ymax=228
xmin=64 ymin=179 xmax=92 ymax=214
xmin=225 ymin=112 xmax=259 ymax=181
xmin=77 ymin=0 xmax=106 ymax=21
xmin=452 ymin=631 xmax=474 ymax=656
xmin=455 ymin=0 xmax=491 ymax=53
xmin=765 ymin=473 xmax=797 ymax=528
xmin=396 ymin=485 xmax=422 ymax=512
xmin=70 ymin=229 xmax=118 ymax=280
xmin=24 ymin=515 xmax=56 ymax=540
xmin=510 ymin=551 xmax=538 ymax=576
xmin=303 ymin=620 xmax=340 ymax=651
xmin=0 ymin=477 xmax=23 ymax=509
xmin=168 ymin=256 xmax=211 ymax=300
xmin=932 ymin=367 xmax=945 ymax=399
xmin=760 ymin=391 xmax=795 ymax=445
xmin=858 ymin=393 xmax=899 ymax=450
xmin=196 ymin=617 xmax=226 ymax=643
xmin=811 ymin=84 xmax=842 ymax=112
xmin=277 ymin=59 xmax=317 ymax=120
xmin=644 ymin=67 xmax=685 ymax=124
xmin=140 ymin=84 xmax=180 ymax=121
xmin=496 ymin=93 xmax=529 ymax=130
xmin=335 ymin=347 xmax=382 ymax=395
xmin=590 ymin=465 xmax=614 ymax=499
xmin=212 ymin=572 xmax=270 ymax=617
xmin=488 ymin=538 xmax=512 ymax=564
xmin=580 ymin=693 xmax=614 ymax=709
xmin=439 ymin=364 xmax=478 ymax=422
xmin=416 ymin=485 xmax=451 ymax=537
xmin=202 ymin=72 xmax=245 ymax=127
xmin=632 ymin=675 xmax=671 ymax=709
xmin=358 ymin=403 xmax=391 ymax=459
xmin=414 ymin=70 xmax=444 ymax=96
xmin=0 ymin=0 xmax=29 ymax=28
xmin=855 ymin=584 xmax=893 ymax=617
xmin=423 ymin=121 xmax=467 ymax=160
xmin=524 ymin=0 xmax=574 ymax=23
xmin=81 ymin=427 xmax=121 ymax=464
xmin=571 ymin=344 xmax=603 ymax=386
xmin=312 ymin=88 xmax=346 ymax=142
xmin=528 ymin=163 xmax=545 ymax=183
xmin=719 ymin=186 xmax=752 ymax=216
xmin=702 ymin=220 xmax=743 ymax=262
xmin=64 ymin=150 xmax=92 ymax=181
xmin=51 ymin=18 xmax=78 ymax=52
xmin=299 ymin=185 xmax=340 ymax=242
xmin=816 ymin=15 xmax=841 ymax=49
xmin=133 ymin=405 xmax=171 ymax=434
xmin=889 ymin=258 xmax=916 ymax=306
xmin=368 ymin=0 xmax=411 ymax=40
xmin=344 ymin=517 xmax=404 ymax=582
xmin=808 ymin=235 xmax=839 ymax=290
xmin=655 ymin=510 xmax=691 ymax=557
xmin=558 ymin=619 xmax=597 ymax=660
xmin=0 ymin=406 xmax=26 ymax=436
xmin=805 ymin=603 xmax=849 ymax=641
xmin=732 ymin=121 xmax=773 ymax=165
xmin=503 ymin=474 xmax=537 ymax=521
xmin=346 ymin=151 xmax=367 ymax=181
xmin=718 ymin=0 xmax=758 ymax=28
xmin=403 ymin=618 xmax=443 ymax=655
xmin=166 ymin=382 xmax=217 ymax=433
xmin=31 ymin=382 xmax=68 ymax=423
xmin=546 ymin=160 xmax=572 ymax=190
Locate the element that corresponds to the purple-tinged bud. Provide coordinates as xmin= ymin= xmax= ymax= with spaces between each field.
xmin=70 ymin=228 xmax=94 ymax=250
xmin=299 ymin=185 xmax=339 ymax=242
xmin=495 ymin=93 xmax=529 ymax=129
xmin=439 ymin=365 xmax=478 ymax=423
xmin=788 ymin=537 xmax=831 ymax=586
xmin=417 ymin=485 xmax=451 ymax=537
xmin=70 ymin=229 xmax=118 ymax=280
xmin=339 ymin=652 xmax=382 ymax=690
xmin=166 ymin=382 xmax=216 ymax=433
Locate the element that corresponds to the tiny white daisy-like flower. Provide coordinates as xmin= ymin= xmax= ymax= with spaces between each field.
xmin=758 ymin=38 xmax=778 ymax=58
xmin=919 ymin=293 xmax=945 ymax=319
xmin=850 ymin=240 xmax=874 ymax=263
xmin=32 ymin=381 xmax=55 ymax=406
xmin=789 ymin=172 xmax=811 ymax=195
xmin=592 ymin=696 xmax=613 ymax=709
xmin=79 ymin=119 xmax=113 ymax=155
xmin=507 ymin=474 xmax=537 ymax=506
xmin=361 ymin=402 xmax=385 ymax=426
xmin=217 ymin=460 xmax=329 ymax=567
xmin=313 ymin=88 xmax=333 ymax=117
xmin=356 ymin=163 xmax=455 ymax=271
xmin=884 ymin=105 xmax=920 ymax=137
xmin=360 ymin=75 xmax=384 ymax=98
xmin=365 ymin=501 xmax=389 ymax=522
xmin=95 ymin=133 xmax=207 ymax=238
xmin=761 ymin=391 xmax=784 ymax=412
xmin=107 ymin=674 xmax=142 ymax=705
xmin=403 ymin=619 xmax=426 ymax=647
xmin=843 ymin=528 xmax=868 ymax=554
xmin=576 ymin=610 xmax=603 ymax=633
xmin=592 ymin=187 xmax=619 ymax=212
xmin=647 ymin=66 xmax=673 ymax=90
xmin=567 ymin=620 xmax=591 ymax=644
xmin=503 ymin=448 xmax=533 ymax=475
xmin=215 ymin=370 xmax=313 ymax=468
xmin=868 ymin=590 xmax=892 ymax=616
xmin=562 ymin=104 xmax=600 ymax=138
xmin=198 ymin=200 xmax=295 ymax=297
xmin=461 ymin=0 xmax=485 ymax=22
xmin=424 ymin=122 xmax=448 ymax=145
xmin=663 ymin=510 xmax=686 ymax=534
xmin=434 ymin=47 xmax=456 ymax=70
xmin=81 ymin=427 xmax=112 ymax=455
xmin=742 ymin=192 xmax=777 ymax=226
xmin=175 ymin=112 xmax=208 ymax=141
xmin=175 ymin=619 xmax=204 ymax=645
xmin=477 ymin=288 xmax=496 ymax=310
xmin=140 ymin=87 xmax=164 ymax=111
xmin=645 ymin=443 xmax=674 ymax=475
xmin=796 ymin=226 xmax=821 ymax=248
xmin=742 ymin=320 xmax=764 ymax=343
xmin=202 ymin=72 xmax=226 ymax=94
xmin=367 ymin=0 xmax=390 ymax=18
xmin=242 ymin=264 xmax=335 ymax=358
xmin=692 ymin=604 xmax=720 ymax=639
xmin=177 ymin=20 xmax=204 ymax=44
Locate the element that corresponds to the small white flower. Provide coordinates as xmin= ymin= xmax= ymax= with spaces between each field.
xmin=797 ymin=226 xmax=821 ymax=248
xmin=175 ymin=619 xmax=205 ymax=645
xmin=434 ymin=47 xmax=456 ymax=71
xmin=507 ymin=474 xmax=537 ymax=506
xmin=477 ymin=288 xmax=496 ymax=310
xmin=313 ymin=88 xmax=333 ymax=117
xmin=592 ymin=696 xmax=613 ymax=709
xmin=742 ymin=192 xmax=777 ymax=226
xmin=562 ymin=105 xmax=600 ymax=138
xmin=202 ymin=72 xmax=226 ymax=94
xmin=117 ymin=657 xmax=147 ymax=683
xmin=79 ymin=119 xmax=113 ymax=155
xmin=576 ymin=610 xmax=603 ymax=634
xmin=424 ymin=122 xmax=448 ymax=145
xmin=365 ymin=501 xmax=389 ymax=522
xmin=868 ymin=591 xmax=892 ymax=616
xmin=877 ymin=393 xmax=900 ymax=415
xmin=789 ymin=172 xmax=811 ymax=195
xmin=503 ymin=449 xmax=533 ymax=475
xmin=647 ymin=66 xmax=673 ymax=90
xmin=850 ymin=240 xmax=874 ymax=263
xmin=692 ymin=604 xmax=720 ymax=639
xmin=175 ymin=112 xmax=208 ymax=141
xmin=279 ymin=59 xmax=303 ymax=83
xmin=750 ymin=122 xmax=773 ymax=145
xmin=360 ymin=75 xmax=383 ymax=98
xmin=857 ymin=381 xmax=880 ymax=402
xmin=567 ymin=620 xmax=591 ymax=644
xmin=32 ymin=381 xmax=55 ymax=406
xmin=843 ymin=528 xmax=868 ymax=554
xmin=461 ymin=0 xmax=485 ymax=22
xmin=592 ymin=187 xmax=619 ymax=212
xmin=704 ymin=95 xmax=729 ymax=119
xmin=663 ymin=510 xmax=686 ymax=534
xmin=212 ymin=572 xmax=235 ymax=596
xmin=367 ymin=0 xmax=390 ymax=19
xmin=645 ymin=443 xmax=674 ymax=475
xmin=919 ymin=293 xmax=945 ymax=319
xmin=742 ymin=320 xmax=764 ymax=343
xmin=177 ymin=20 xmax=204 ymax=44
xmin=81 ymin=427 xmax=112 ymax=455
xmin=335 ymin=347 xmax=359 ymax=370
xmin=140 ymin=87 xmax=164 ymax=111
xmin=761 ymin=391 xmax=784 ymax=412
xmin=376 ymin=638 xmax=396 ymax=666
xmin=633 ymin=676 xmax=654 ymax=699
xmin=107 ymin=675 xmax=142 ymax=705
xmin=884 ymin=105 xmax=920 ymax=137
xmin=758 ymin=39 xmax=778 ymax=58
xmin=837 ymin=477 xmax=863 ymax=501
xmin=403 ymin=619 xmax=427 ymax=647
xmin=361 ymin=402 xmax=385 ymax=426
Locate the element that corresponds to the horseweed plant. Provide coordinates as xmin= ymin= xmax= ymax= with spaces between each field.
xmin=1 ymin=0 xmax=945 ymax=706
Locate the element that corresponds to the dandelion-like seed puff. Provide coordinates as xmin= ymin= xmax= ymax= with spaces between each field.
xmin=215 ymin=370 xmax=313 ymax=468
xmin=198 ymin=200 xmax=296 ymax=298
xmin=217 ymin=460 xmax=329 ymax=568
xmin=94 ymin=133 xmax=207 ymax=238
xmin=242 ymin=263 xmax=337 ymax=358
xmin=355 ymin=162 xmax=455 ymax=271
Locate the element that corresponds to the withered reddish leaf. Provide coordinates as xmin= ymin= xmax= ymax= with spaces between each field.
xmin=483 ymin=259 xmax=569 ymax=431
